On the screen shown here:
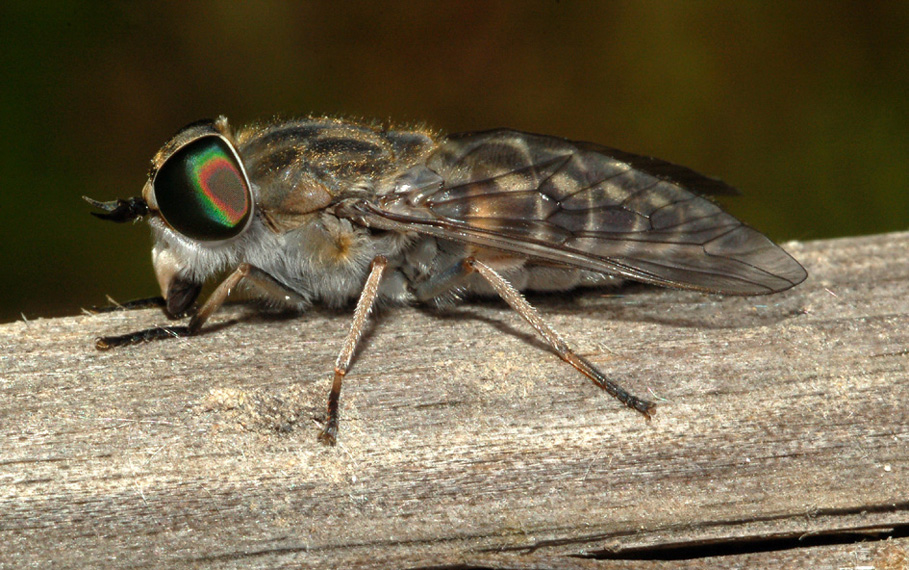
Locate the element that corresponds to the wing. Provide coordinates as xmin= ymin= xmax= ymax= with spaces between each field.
xmin=348 ymin=129 xmax=807 ymax=295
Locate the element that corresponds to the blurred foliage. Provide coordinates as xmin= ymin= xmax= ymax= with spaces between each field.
xmin=1 ymin=1 xmax=908 ymax=322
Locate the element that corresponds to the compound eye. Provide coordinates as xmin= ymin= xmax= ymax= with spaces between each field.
xmin=154 ymin=135 xmax=252 ymax=242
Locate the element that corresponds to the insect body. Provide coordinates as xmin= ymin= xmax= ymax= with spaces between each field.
xmin=87 ymin=116 xmax=807 ymax=444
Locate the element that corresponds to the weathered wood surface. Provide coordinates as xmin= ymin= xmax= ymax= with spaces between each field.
xmin=1 ymin=232 xmax=908 ymax=569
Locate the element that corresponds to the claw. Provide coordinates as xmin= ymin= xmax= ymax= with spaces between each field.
xmin=317 ymin=424 xmax=338 ymax=446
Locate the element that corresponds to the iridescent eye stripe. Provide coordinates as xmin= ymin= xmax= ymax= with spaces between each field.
xmin=188 ymin=142 xmax=248 ymax=227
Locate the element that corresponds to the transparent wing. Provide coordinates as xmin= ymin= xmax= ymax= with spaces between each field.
xmin=355 ymin=129 xmax=807 ymax=295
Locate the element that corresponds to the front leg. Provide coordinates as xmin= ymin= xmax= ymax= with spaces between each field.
xmin=89 ymin=275 xmax=202 ymax=319
xmin=94 ymin=264 xmax=304 ymax=349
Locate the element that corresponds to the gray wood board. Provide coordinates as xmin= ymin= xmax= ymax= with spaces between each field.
xmin=1 ymin=231 xmax=907 ymax=568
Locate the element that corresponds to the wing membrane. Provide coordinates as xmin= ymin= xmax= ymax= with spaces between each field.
xmin=363 ymin=130 xmax=806 ymax=295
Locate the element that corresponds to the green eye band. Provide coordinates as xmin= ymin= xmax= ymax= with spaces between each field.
xmin=154 ymin=135 xmax=252 ymax=242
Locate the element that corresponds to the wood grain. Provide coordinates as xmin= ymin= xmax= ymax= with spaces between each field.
xmin=2 ymin=232 xmax=908 ymax=569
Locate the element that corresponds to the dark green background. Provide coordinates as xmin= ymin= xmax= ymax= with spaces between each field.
xmin=3 ymin=2 xmax=908 ymax=323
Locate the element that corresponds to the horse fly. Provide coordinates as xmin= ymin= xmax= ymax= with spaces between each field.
xmin=85 ymin=116 xmax=807 ymax=444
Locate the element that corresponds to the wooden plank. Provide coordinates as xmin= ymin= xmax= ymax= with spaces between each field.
xmin=1 ymin=232 xmax=907 ymax=569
